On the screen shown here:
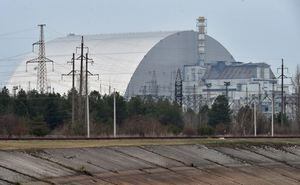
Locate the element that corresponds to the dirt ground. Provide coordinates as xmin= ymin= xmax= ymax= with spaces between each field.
xmin=0 ymin=137 xmax=299 ymax=150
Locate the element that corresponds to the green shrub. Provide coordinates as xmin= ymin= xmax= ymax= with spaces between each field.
xmin=198 ymin=126 xmax=215 ymax=135
xmin=30 ymin=121 xmax=49 ymax=136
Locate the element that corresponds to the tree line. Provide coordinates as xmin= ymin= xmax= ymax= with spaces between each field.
xmin=0 ymin=86 xmax=298 ymax=137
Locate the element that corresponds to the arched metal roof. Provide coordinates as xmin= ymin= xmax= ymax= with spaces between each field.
xmin=125 ymin=30 xmax=235 ymax=97
xmin=8 ymin=31 xmax=235 ymax=95
xmin=8 ymin=31 xmax=175 ymax=94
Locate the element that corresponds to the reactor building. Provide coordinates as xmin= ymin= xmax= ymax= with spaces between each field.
xmin=7 ymin=17 xmax=283 ymax=114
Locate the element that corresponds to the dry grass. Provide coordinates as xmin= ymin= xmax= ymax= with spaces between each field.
xmin=0 ymin=138 xmax=299 ymax=150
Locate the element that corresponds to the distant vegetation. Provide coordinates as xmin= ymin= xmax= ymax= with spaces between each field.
xmin=0 ymin=86 xmax=298 ymax=137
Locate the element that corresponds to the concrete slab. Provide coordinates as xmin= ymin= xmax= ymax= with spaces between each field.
xmin=250 ymin=146 xmax=300 ymax=167
xmin=78 ymin=147 xmax=154 ymax=172
xmin=38 ymin=148 xmax=108 ymax=173
xmin=104 ymin=170 xmax=204 ymax=185
xmin=2 ymin=143 xmax=300 ymax=184
xmin=174 ymin=145 xmax=245 ymax=167
xmin=284 ymin=145 xmax=300 ymax=157
xmin=215 ymin=147 xmax=279 ymax=166
xmin=141 ymin=167 xmax=169 ymax=174
xmin=42 ymin=147 xmax=153 ymax=174
xmin=0 ymin=166 xmax=34 ymax=184
xmin=0 ymin=151 xmax=74 ymax=179
xmin=238 ymin=166 xmax=300 ymax=185
xmin=142 ymin=145 xmax=216 ymax=168
xmin=112 ymin=146 xmax=183 ymax=168
xmin=0 ymin=180 xmax=10 ymax=185
xmin=205 ymin=167 xmax=275 ymax=185
xmin=44 ymin=165 xmax=300 ymax=185
xmin=263 ymin=166 xmax=300 ymax=181
xmin=174 ymin=168 xmax=239 ymax=185
xmin=48 ymin=175 xmax=113 ymax=185
xmin=22 ymin=181 xmax=50 ymax=185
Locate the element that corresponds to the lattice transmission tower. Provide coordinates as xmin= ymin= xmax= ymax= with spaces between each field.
xmin=175 ymin=69 xmax=183 ymax=106
xmin=26 ymin=24 xmax=54 ymax=93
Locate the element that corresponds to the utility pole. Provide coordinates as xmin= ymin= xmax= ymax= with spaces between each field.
xmin=63 ymin=37 xmax=98 ymax=135
xmin=83 ymin=52 xmax=99 ymax=137
xmin=79 ymin=36 xmax=84 ymax=97
xmin=205 ymin=83 xmax=212 ymax=105
xmin=253 ymin=100 xmax=257 ymax=136
xmin=281 ymin=59 xmax=284 ymax=125
xmin=298 ymin=84 xmax=300 ymax=126
xmin=113 ymin=88 xmax=117 ymax=137
xmin=86 ymin=53 xmax=90 ymax=138
xmin=26 ymin=24 xmax=54 ymax=93
xmin=28 ymin=81 xmax=31 ymax=92
xmin=277 ymin=58 xmax=288 ymax=126
xmin=78 ymin=36 xmax=84 ymax=126
xmin=62 ymin=53 xmax=76 ymax=126
xmin=72 ymin=53 xmax=75 ymax=126
xmin=224 ymin=81 xmax=230 ymax=98
xmin=75 ymin=36 xmax=98 ymax=131
xmin=258 ymin=82 xmax=261 ymax=107
xmin=262 ymin=83 xmax=275 ymax=137
xmin=271 ymin=80 xmax=275 ymax=136
xmin=193 ymin=84 xmax=197 ymax=112
xmin=246 ymin=84 xmax=249 ymax=105
xmin=99 ymin=80 xmax=102 ymax=95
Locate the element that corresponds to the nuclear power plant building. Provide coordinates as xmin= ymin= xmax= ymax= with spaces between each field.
xmin=7 ymin=18 xmax=280 ymax=113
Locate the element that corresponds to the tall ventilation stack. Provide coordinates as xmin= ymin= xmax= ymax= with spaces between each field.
xmin=197 ymin=16 xmax=206 ymax=66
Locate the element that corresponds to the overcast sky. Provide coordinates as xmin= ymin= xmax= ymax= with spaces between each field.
xmin=0 ymin=0 xmax=299 ymax=85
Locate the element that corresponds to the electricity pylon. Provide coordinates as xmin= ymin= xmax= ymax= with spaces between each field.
xmin=175 ymin=69 xmax=183 ymax=106
xmin=26 ymin=24 xmax=54 ymax=93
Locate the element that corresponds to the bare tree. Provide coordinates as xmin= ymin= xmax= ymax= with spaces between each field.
xmin=292 ymin=65 xmax=300 ymax=133
xmin=232 ymin=105 xmax=253 ymax=136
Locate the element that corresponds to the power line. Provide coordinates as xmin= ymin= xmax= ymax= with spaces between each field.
xmin=0 ymin=51 xmax=32 ymax=61
xmin=0 ymin=28 xmax=34 ymax=37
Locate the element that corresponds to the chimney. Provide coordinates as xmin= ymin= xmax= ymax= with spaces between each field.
xmin=197 ymin=16 xmax=206 ymax=66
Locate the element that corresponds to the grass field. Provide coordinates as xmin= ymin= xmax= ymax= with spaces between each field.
xmin=0 ymin=138 xmax=299 ymax=150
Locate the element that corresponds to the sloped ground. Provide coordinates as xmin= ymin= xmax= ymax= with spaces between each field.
xmin=0 ymin=139 xmax=299 ymax=184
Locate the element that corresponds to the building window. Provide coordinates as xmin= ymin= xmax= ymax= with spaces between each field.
xmin=191 ymin=68 xmax=196 ymax=81
xmin=260 ymin=68 xmax=265 ymax=79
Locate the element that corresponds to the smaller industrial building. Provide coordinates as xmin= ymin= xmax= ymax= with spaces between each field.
xmin=181 ymin=61 xmax=282 ymax=114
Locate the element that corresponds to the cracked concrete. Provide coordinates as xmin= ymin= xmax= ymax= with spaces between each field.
xmin=1 ymin=144 xmax=300 ymax=184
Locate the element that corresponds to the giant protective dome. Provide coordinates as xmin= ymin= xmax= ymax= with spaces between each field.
xmin=8 ymin=30 xmax=235 ymax=96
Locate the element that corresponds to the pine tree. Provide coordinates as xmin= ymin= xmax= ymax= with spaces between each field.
xmin=208 ymin=95 xmax=232 ymax=128
xmin=0 ymin=87 xmax=11 ymax=114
